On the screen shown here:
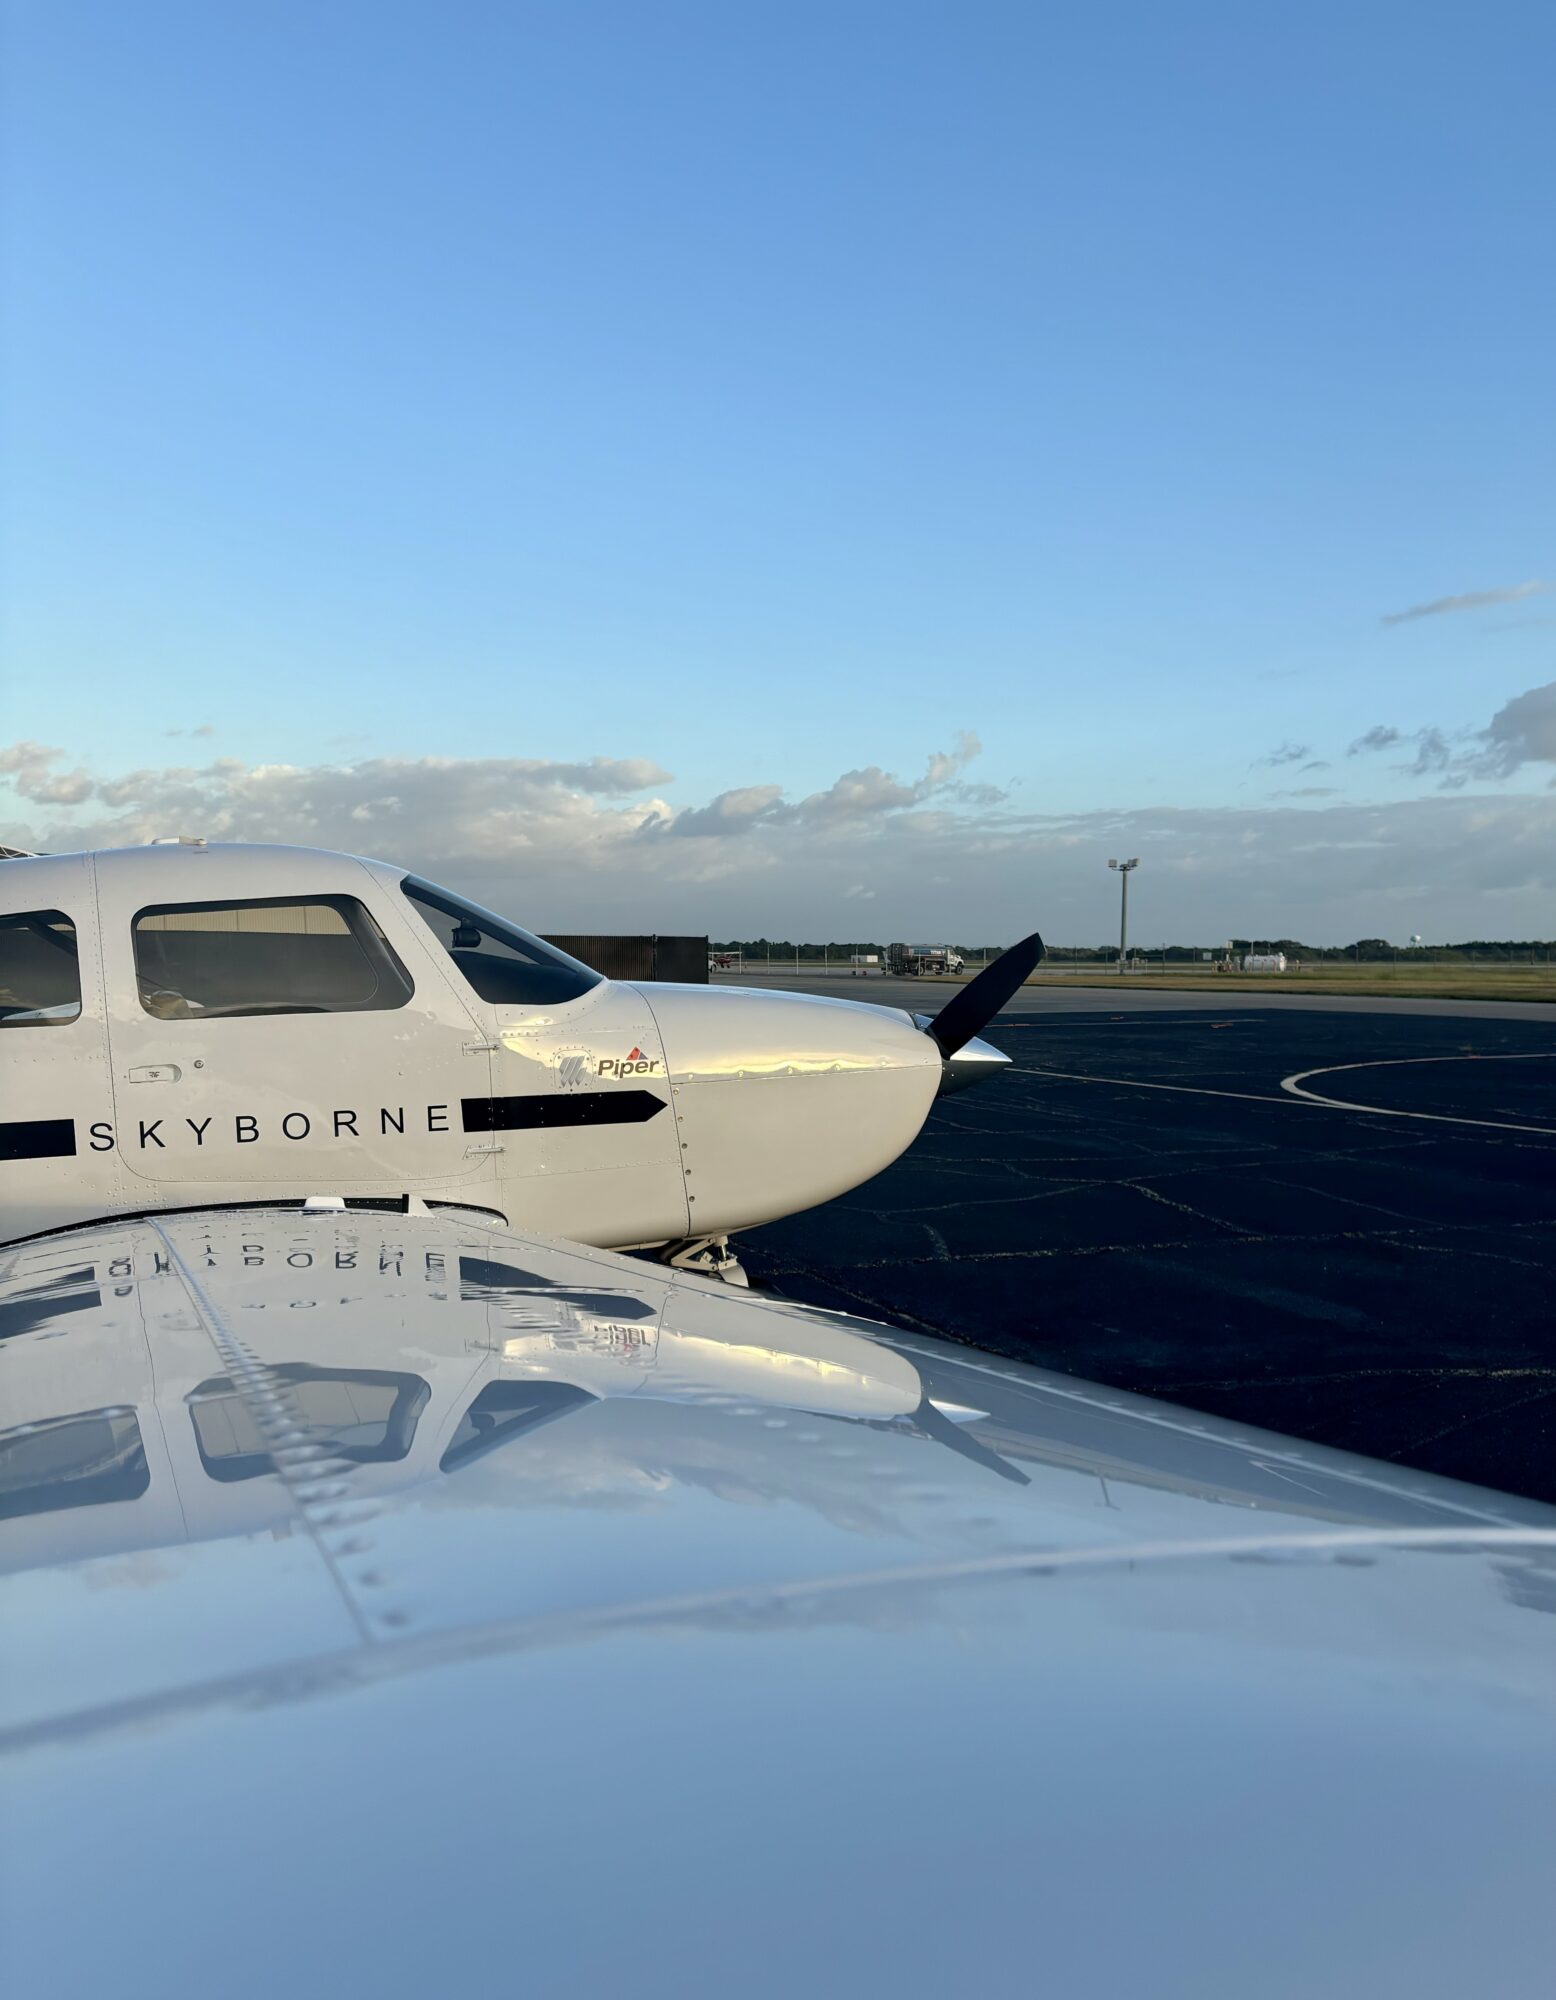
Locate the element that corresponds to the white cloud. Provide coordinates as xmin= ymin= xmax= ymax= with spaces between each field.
xmin=1349 ymin=726 xmax=1402 ymax=755
xmin=1352 ymin=679 xmax=1556 ymax=789
xmin=666 ymin=784 xmax=785 ymax=838
xmin=5 ymin=735 xmax=1556 ymax=940
xmin=1382 ymin=580 xmax=1546 ymax=626
xmin=0 ymin=741 xmax=96 ymax=805
xmin=669 ymin=734 xmax=1000 ymax=838
xmin=1472 ymin=679 xmax=1556 ymax=779
xmin=1347 ymin=723 xmax=1463 ymax=780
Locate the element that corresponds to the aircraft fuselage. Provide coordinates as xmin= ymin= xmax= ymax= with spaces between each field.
xmin=0 ymin=842 xmax=945 ymax=1246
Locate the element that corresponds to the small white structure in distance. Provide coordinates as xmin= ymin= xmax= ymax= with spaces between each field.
xmin=1242 ymin=951 xmax=1289 ymax=972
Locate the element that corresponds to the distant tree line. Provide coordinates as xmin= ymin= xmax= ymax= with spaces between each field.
xmin=711 ymin=936 xmax=1556 ymax=962
xmin=1225 ymin=938 xmax=1556 ymax=961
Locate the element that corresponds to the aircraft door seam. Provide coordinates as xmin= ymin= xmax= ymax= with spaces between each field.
xmin=629 ymin=985 xmax=694 ymax=1226
xmin=87 ymin=852 xmax=130 ymax=1217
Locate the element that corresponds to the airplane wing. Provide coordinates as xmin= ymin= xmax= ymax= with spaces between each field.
xmin=4 ymin=1204 xmax=1556 ymax=1998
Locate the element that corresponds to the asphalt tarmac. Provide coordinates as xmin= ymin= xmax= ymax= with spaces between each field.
xmin=731 ymin=979 xmax=1556 ymax=1504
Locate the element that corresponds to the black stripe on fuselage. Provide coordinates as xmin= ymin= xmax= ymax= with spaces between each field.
xmin=0 ymin=1118 xmax=76 ymax=1163
xmin=461 ymin=1091 xmax=668 ymax=1134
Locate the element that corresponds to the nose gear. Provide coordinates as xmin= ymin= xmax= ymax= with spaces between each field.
xmin=658 ymin=1234 xmax=750 ymax=1287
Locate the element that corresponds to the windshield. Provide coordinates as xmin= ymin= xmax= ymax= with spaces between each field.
xmin=400 ymin=876 xmax=601 ymax=1007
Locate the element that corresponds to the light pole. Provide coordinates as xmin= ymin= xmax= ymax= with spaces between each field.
xmin=1108 ymin=857 xmax=1139 ymax=974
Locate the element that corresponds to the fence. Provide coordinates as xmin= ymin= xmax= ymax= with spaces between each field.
xmin=710 ymin=942 xmax=1556 ymax=975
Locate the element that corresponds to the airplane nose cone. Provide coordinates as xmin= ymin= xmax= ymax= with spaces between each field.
xmin=635 ymin=983 xmax=943 ymax=1234
xmin=913 ymin=1016 xmax=1010 ymax=1095
xmin=934 ymin=1031 xmax=1011 ymax=1097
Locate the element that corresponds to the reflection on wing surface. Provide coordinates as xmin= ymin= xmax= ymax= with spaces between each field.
xmin=188 ymin=1367 xmax=432 ymax=1482
xmin=0 ymin=1408 xmax=148 ymax=1520
xmin=4 ymin=1206 xmax=1556 ymax=2000
xmin=440 ymin=1382 xmax=598 ymax=1473
xmin=0 ymin=1207 xmax=1548 ymax=1595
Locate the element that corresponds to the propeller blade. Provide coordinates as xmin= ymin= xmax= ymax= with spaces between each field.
xmin=925 ymin=930 xmax=1045 ymax=1058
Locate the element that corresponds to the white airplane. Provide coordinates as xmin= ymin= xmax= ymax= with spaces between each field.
xmin=6 ymin=839 xmax=1556 ymax=1995
xmin=0 ymin=838 xmax=1039 ymax=1270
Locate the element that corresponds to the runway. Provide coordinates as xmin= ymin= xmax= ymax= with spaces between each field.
xmin=731 ymin=981 xmax=1556 ymax=1504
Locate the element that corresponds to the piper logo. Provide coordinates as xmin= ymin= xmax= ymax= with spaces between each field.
xmin=597 ymin=1045 xmax=663 ymax=1078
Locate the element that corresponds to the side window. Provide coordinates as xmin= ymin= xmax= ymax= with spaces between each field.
xmin=131 ymin=896 xmax=413 ymax=1020
xmin=0 ymin=909 xmax=81 ymax=1027
xmin=401 ymin=876 xmax=601 ymax=1006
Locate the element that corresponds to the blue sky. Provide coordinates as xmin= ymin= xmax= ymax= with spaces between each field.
xmin=2 ymin=1 xmax=1553 ymax=938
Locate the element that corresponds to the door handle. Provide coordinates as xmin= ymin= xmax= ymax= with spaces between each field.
xmin=126 ymin=1064 xmax=182 ymax=1083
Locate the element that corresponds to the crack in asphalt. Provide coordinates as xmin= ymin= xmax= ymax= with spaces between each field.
xmin=1390 ymin=1381 xmax=1556 ymax=1454
xmin=1125 ymin=1182 xmax=1259 ymax=1235
xmin=1160 ymin=1365 xmax=1556 ymax=1393
xmin=757 ymin=1213 xmax=1556 ymax=1274
xmin=747 ymin=1004 xmax=1556 ymax=1500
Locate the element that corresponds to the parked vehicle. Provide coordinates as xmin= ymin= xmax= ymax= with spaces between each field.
xmin=887 ymin=943 xmax=966 ymax=976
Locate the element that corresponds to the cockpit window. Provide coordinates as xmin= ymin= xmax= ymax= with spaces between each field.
xmin=0 ymin=909 xmax=81 ymax=1028
xmin=400 ymin=876 xmax=601 ymax=1006
xmin=132 ymin=896 xmax=413 ymax=1020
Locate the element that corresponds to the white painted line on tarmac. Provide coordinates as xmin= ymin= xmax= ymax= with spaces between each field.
xmin=1279 ymin=1052 xmax=1556 ymax=1136
xmin=1031 ymin=1068 xmax=1300 ymax=1108
xmin=1030 ymin=1055 xmax=1556 ymax=1137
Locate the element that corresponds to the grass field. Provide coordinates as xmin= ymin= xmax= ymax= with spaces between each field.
xmin=1021 ymin=963 xmax=1556 ymax=1002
